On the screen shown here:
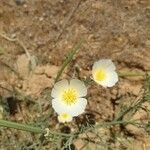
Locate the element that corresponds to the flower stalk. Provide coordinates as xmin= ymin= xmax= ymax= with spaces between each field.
xmin=0 ymin=119 xmax=43 ymax=133
xmin=0 ymin=119 xmax=73 ymax=137
xmin=55 ymin=39 xmax=84 ymax=83
xmin=118 ymin=71 xmax=150 ymax=77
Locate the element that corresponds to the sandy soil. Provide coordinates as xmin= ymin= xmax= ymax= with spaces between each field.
xmin=0 ymin=0 xmax=150 ymax=149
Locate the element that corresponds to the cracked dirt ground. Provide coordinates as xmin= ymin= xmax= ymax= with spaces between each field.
xmin=0 ymin=0 xmax=150 ymax=149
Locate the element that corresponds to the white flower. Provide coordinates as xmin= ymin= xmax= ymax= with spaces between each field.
xmin=51 ymin=79 xmax=87 ymax=117
xmin=92 ymin=59 xmax=118 ymax=87
xmin=58 ymin=113 xmax=73 ymax=123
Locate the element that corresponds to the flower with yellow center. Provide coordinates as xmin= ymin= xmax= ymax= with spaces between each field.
xmin=51 ymin=79 xmax=87 ymax=117
xmin=62 ymin=88 xmax=77 ymax=105
xmin=58 ymin=113 xmax=73 ymax=123
xmin=92 ymin=59 xmax=118 ymax=87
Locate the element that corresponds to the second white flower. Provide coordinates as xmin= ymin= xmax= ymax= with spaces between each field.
xmin=92 ymin=59 xmax=118 ymax=87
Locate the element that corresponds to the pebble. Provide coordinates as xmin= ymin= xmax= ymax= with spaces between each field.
xmin=15 ymin=0 xmax=25 ymax=5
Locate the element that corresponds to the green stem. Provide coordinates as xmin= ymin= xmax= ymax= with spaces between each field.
xmin=55 ymin=39 xmax=84 ymax=83
xmin=0 ymin=119 xmax=139 ymax=138
xmin=118 ymin=71 xmax=149 ymax=77
xmin=0 ymin=119 xmax=43 ymax=133
xmin=82 ymin=120 xmax=134 ymax=134
xmin=0 ymin=120 xmax=73 ymax=137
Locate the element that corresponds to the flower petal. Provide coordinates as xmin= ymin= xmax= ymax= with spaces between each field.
xmin=70 ymin=79 xmax=87 ymax=97
xmin=51 ymin=79 xmax=69 ymax=98
xmin=52 ymin=98 xmax=87 ymax=117
xmin=92 ymin=59 xmax=118 ymax=87
xmin=95 ymin=70 xmax=118 ymax=87
xmin=58 ymin=113 xmax=73 ymax=123
xmin=52 ymin=98 xmax=63 ymax=114
xmin=92 ymin=59 xmax=116 ymax=73
xmin=105 ymin=71 xmax=118 ymax=87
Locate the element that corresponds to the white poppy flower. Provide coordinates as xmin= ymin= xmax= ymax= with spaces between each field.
xmin=58 ymin=113 xmax=73 ymax=123
xmin=92 ymin=59 xmax=118 ymax=87
xmin=51 ymin=79 xmax=87 ymax=117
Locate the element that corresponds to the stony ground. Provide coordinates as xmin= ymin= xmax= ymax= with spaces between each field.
xmin=0 ymin=0 xmax=150 ymax=149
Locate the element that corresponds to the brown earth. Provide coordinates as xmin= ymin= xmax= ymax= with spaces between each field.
xmin=0 ymin=0 xmax=150 ymax=149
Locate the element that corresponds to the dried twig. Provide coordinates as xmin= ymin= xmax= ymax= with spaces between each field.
xmin=0 ymin=32 xmax=36 ymax=71
xmin=0 ymin=32 xmax=31 ymax=59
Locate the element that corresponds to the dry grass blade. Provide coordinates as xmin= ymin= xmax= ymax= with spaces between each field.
xmin=55 ymin=39 xmax=84 ymax=83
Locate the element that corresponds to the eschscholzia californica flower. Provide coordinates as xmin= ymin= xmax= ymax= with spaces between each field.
xmin=58 ymin=113 xmax=73 ymax=123
xmin=51 ymin=79 xmax=87 ymax=117
xmin=92 ymin=59 xmax=118 ymax=87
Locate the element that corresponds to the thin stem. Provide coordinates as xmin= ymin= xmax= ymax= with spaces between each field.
xmin=0 ymin=119 xmax=139 ymax=139
xmin=118 ymin=71 xmax=150 ymax=77
xmin=114 ymin=91 xmax=148 ymax=121
xmin=81 ymin=120 xmax=134 ymax=134
xmin=55 ymin=39 xmax=84 ymax=83
xmin=0 ymin=120 xmax=73 ymax=137
xmin=0 ymin=119 xmax=43 ymax=133
xmin=0 ymin=32 xmax=31 ymax=60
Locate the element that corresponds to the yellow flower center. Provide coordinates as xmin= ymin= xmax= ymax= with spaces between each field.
xmin=61 ymin=113 xmax=70 ymax=119
xmin=58 ymin=113 xmax=72 ymax=123
xmin=62 ymin=88 xmax=77 ymax=105
xmin=94 ymin=69 xmax=106 ymax=81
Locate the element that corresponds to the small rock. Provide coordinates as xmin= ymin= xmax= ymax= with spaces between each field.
xmin=15 ymin=0 xmax=25 ymax=5
xmin=44 ymin=65 xmax=59 ymax=78
xmin=39 ymin=17 xmax=44 ymax=22
xmin=125 ymin=123 xmax=146 ymax=136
